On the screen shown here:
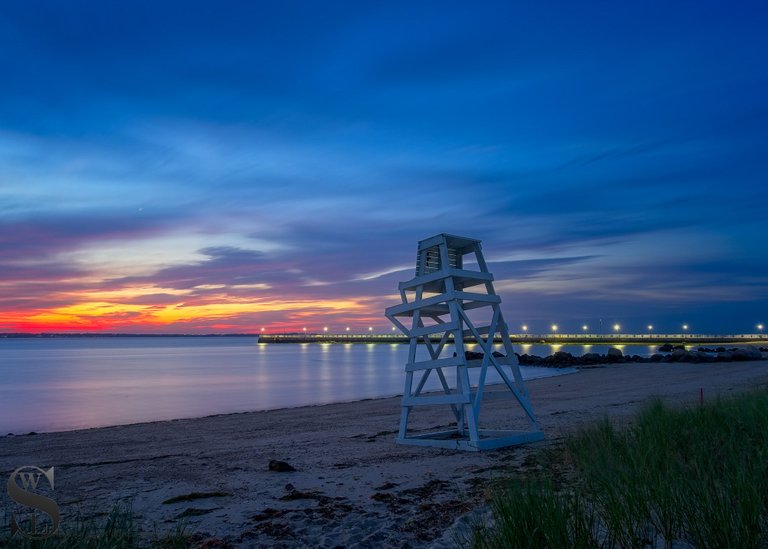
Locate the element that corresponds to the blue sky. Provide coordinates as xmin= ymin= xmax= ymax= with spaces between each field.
xmin=1 ymin=1 xmax=767 ymax=333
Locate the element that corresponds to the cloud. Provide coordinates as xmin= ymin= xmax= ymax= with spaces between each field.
xmin=0 ymin=210 xmax=183 ymax=262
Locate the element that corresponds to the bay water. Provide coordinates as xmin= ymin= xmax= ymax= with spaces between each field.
xmin=0 ymin=337 xmax=652 ymax=433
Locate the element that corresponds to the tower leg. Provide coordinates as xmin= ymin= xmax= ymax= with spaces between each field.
xmin=399 ymin=371 xmax=413 ymax=440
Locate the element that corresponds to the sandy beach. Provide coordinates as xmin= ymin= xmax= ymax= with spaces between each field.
xmin=2 ymin=359 xmax=768 ymax=547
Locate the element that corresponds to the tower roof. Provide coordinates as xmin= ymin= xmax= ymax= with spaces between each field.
xmin=417 ymin=233 xmax=481 ymax=253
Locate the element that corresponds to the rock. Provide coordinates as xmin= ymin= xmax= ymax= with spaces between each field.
xmin=518 ymin=353 xmax=541 ymax=365
xmin=733 ymin=347 xmax=762 ymax=361
xmin=513 ymin=348 xmax=746 ymax=367
xmin=732 ymin=349 xmax=750 ymax=361
xmin=284 ymin=483 xmax=295 ymax=492
xmin=606 ymin=348 xmax=623 ymax=359
xmin=670 ymin=348 xmax=697 ymax=362
xmin=464 ymin=351 xmax=484 ymax=360
xmin=582 ymin=353 xmax=601 ymax=364
xmin=269 ymin=460 xmax=297 ymax=472
xmin=659 ymin=343 xmax=674 ymax=352
xmin=671 ymin=348 xmax=688 ymax=359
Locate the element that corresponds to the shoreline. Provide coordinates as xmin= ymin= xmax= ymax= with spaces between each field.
xmin=0 ymin=368 xmax=577 ymax=436
xmin=3 ymin=360 xmax=768 ymax=546
xmin=0 ymin=366 xmax=577 ymax=437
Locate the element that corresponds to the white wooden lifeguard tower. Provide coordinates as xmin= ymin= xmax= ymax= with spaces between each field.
xmin=385 ymin=234 xmax=543 ymax=451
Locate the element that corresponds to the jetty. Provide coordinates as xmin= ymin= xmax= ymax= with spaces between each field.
xmin=2 ymin=332 xmax=765 ymax=345
xmin=259 ymin=332 xmax=768 ymax=345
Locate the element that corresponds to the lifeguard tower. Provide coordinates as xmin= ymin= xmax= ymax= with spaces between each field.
xmin=385 ymin=234 xmax=543 ymax=450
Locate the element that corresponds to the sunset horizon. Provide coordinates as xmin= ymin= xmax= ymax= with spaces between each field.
xmin=2 ymin=3 xmax=767 ymax=335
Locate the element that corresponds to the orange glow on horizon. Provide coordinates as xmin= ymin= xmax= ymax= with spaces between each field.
xmin=0 ymin=293 xmax=374 ymax=333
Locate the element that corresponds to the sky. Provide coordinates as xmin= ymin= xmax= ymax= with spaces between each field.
xmin=1 ymin=1 xmax=767 ymax=334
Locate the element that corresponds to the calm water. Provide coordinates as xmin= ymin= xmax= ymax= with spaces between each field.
xmin=0 ymin=338 xmax=651 ymax=434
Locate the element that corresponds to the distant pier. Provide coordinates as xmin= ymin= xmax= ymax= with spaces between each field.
xmin=260 ymin=333 xmax=768 ymax=345
xmin=2 ymin=332 xmax=765 ymax=345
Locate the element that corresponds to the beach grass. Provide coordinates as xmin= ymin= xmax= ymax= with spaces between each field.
xmin=467 ymin=390 xmax=768 ymax=548
xmin=0 ymin=502 xmax=191 ymax=548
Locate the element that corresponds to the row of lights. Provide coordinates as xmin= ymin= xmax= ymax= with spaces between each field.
xmin=522 ymin=324 xmax=765 ymax=333
xmin=260 ymin=324 xmax=765 ymax=333
xmin=260 ymin=326 xmax=398 ymax=333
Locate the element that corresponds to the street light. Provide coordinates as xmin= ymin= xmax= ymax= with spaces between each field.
xmin=682 ymin=324 xmax=689 ymax=331
xmin=346 ymin=326 xmax=350 ymax=331
xmin=302 ymin=327 xmax=307 ymax=332
xmin=551 ymin=324 xmax=558 ymax=332
xmin=323 ymin=326 xmax=328 ymax=332
xmin=522 ymin=325 xmax=528 ymax=332
xmin=368 ymin=326 xmax=373 ymax=332
xmin=647 ymin=325 xmax=653 ymax=331
xmin=613 ymin=324 xmax=620 ymax=332
xmin=758 ymin=324 xmax=764 ymax=332
xmin=582 ymin=325 xmax=588 ymax=331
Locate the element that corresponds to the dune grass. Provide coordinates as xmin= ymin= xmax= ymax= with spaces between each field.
xmin=0 ymin=502 xmax=191 ymax=548
xmin=468 ymin=390 xmax=768 ymax=548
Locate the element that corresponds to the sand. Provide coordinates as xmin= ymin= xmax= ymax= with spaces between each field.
xmin=2 ymin=358 xmax=768 ymax=547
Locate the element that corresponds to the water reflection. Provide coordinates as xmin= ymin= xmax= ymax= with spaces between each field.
xmin=0 ymin=338 xmax=612 ymax=434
